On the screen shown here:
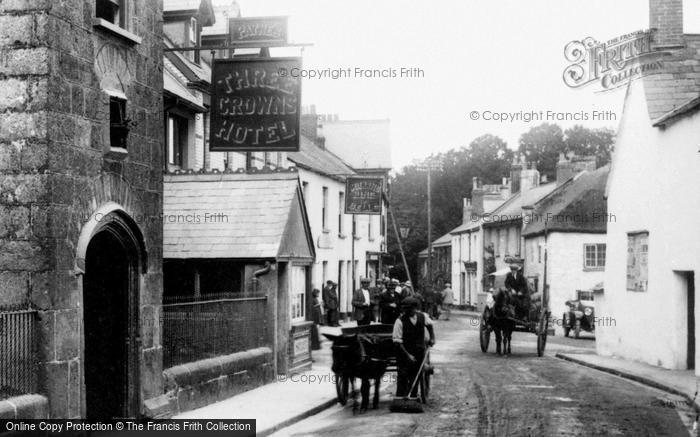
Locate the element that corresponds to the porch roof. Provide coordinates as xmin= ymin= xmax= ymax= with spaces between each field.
xmin=163 ymin=170 xmax=315 ymax=260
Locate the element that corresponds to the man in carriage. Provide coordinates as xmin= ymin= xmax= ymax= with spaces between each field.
xmin=392 ymin=297 xmax=435 ymax=398
xmin=504 ymin=258 xmax=529 ymax=319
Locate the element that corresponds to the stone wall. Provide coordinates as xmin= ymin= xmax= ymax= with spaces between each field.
xmin=0 ymin=0 xmax=163 ymax=418
xmin=159 ymin=347 xmax=274 ymax=417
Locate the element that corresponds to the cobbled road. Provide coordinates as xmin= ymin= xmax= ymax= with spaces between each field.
xmin=275 ymin=313 xmax=697 ymax=437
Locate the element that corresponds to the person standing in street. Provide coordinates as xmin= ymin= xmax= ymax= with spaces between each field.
xmin=392 ymin=297 xmax=435 ymax=397
xmin=310 ymin=288 xmax=323 ymax=350
xmin=379 ymin=281 xmax=401 ymax=324
xmin=370 ymin=279 xmax=384 ymax=322
xmin=352 ymin=277 xmax=374 ymax=326
xmin=441 ymin=282 xmax=454 ymax=320
xmin=322 ymin=280 xmax=340 ymax=327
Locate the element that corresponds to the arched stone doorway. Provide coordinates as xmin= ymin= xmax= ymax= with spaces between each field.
xmin=80 ymin=209 xmax=145 ymax=419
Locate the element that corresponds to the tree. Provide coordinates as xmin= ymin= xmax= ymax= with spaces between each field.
xmin=563 ymin=125 xmax=615 ymax=166
xmin=387 ymin=134 xmax=512 ymax=285
xmin=518 ymin=123 xmax=565 ymax=181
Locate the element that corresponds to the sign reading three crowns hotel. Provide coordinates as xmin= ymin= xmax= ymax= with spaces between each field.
xmin=210 ymin=57 xmax=301 ymax=152
xmin=210 ymin=16 xmax=298 ymax=152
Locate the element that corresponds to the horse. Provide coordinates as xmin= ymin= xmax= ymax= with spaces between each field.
xmin=326 ymin=333 xmax=390 ymax=412
xmin=491 ymin=288 xmax=516 ymax=355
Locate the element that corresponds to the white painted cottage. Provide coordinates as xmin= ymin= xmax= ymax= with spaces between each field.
xmin=596 ymin=0 xmax=700 ymax=374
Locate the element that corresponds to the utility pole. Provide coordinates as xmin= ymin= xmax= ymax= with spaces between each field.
xmin=416 ymin=158 xmax=440 ymax=290
xmin=427 ymin=166 xmax=433 ymax=290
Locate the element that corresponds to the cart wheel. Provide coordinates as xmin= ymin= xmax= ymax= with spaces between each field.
xmin=479 ymin=316 xmax=490 ymax=353
xmin=335 ymin=374 xmax=349 ymax=405
xmin=537 ymin=317 xmax=549 ymax=357
xmin=574 ymin=320 xmax=581 ymax=339
xmin=419 ymin=370 xmax=430 ymax=403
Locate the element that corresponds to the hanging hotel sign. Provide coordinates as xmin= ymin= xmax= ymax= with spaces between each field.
xmin=229 ymin=16 xmax=288 ymax=46
xmin=345 ymin=177 xmax=383 ymax=215
xmin=210 ymin=57 xmax=301 ymax=152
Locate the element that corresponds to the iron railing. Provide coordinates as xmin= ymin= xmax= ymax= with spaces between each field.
xmin=162 ymin=295 xmax=268 ymax=368
xmin=0 ymin=306 xmax=38 ymax=400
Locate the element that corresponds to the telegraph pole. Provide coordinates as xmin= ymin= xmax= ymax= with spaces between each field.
xmin=427 ymin=166 xmax=433 ymax=290
xmin=416 ymin=158 xmax=440 ymax=290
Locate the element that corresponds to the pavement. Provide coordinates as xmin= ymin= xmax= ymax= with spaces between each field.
xmin=173 ymin=311 xmax=698 ymax=436
xmin=172 ymin=320 xmax=356 ymax=436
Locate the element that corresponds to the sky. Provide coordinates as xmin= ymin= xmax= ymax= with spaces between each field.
xmin=235 ymin=0 xmax=700 ymax=170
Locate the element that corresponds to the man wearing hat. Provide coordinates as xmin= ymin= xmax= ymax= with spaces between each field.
xmin=322 ymin=280 xmax=340 ymax=327
xmin=379 ymin=280 xmax=401 ymax=324
xmin=392 ymin=296 xmax=435 ymax=397
xmin=352 ymin=277 xmax=374 ymax=326
xmin=505 ymin=259 xmax=528 ymax=319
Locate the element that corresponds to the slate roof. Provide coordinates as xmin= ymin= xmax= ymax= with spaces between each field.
xmin=164 ymin=37 xmax=212 ymax=86
xmin=523 ymin=166 xmax=610 ymax=237
xmin=418 ymin=231 xmax=452 ymax=257
xmin=482 ymin=183 xmax=557 ymax=228
xmin=164 ymin=57 xmax=206 ymax=111
xmin=287 ymin=135 xmax=356 ymax=181
xmin=163 ymin=171 xmax=314 ymax=260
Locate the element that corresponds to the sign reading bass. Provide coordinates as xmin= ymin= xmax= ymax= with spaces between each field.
xmin=210 ymin=58 xmax=301 ymax=152
xmin=229 ymin=16 xmax=288 ymax=45
xmin=345 ymin=177 xmax=383 ymax=215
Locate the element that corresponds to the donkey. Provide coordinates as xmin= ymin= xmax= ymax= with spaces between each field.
xmin=492 ymin=288 xmax=516 ymax=355
xmin=326 ymin=333 xmax=390 ymax=412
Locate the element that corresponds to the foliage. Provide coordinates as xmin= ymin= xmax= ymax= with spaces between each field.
xmin=387 ymin=123 xmax=614 ymax=284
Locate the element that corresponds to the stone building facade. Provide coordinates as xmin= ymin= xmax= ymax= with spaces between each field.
xmin=0 ymin=0 xmax=163 ymax=419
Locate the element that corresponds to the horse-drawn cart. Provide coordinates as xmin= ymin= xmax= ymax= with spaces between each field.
xmin=324 ymin=323 xmax=431 ymax=408
xmin=479 ymin=267 xmax=550 ymax=356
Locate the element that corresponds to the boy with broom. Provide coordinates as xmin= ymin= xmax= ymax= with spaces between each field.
xmin=392 ymin=297 xmax=435 ymax=401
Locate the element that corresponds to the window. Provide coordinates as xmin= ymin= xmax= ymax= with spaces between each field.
xmin=96 ymin=0 xmax=125 ymax=27
xmin=322 ymin=261 xmax=328 ymax=284
xmin=189 ymin=17 xmax=198 ymax=44
xmin=264 ymin=152 xmax=272 ymax=168
xmin=368 ymin=216 xmax=373 ymax=240
xmin=109 ymin=96 xmax=128 ymax=149
xmin=584 ymin=243 xmax=606 ymax=269
xmin=291 ymin=266 xmax=306 ymax=322
xmin=166 ymin=114 xmax=187 ymax=167
xmin=627 ymin=232 xmax=648 ymax=291
xmin=190 ymin=17 xmax=200 ymax=63
xmin=322 ymin=187 xmax=329 ymax=230
xmin=538 ymin=244 xmax=542 ymax=264
xmin=338 ymin=192 xmax=345 ymax=235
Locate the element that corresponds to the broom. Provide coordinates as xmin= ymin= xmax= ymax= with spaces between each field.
xmin=390 ymin=347 xmax=431 ymax=413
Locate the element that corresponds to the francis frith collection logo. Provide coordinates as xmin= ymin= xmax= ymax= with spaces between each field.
xmin=563 ymin=29 xmax=665 ymax=91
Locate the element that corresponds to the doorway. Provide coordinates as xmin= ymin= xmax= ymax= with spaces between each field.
xmin=686 ymin=272 xmax=695 ymax=370
xmin=83 ymin=213 xmax=142 ymax=419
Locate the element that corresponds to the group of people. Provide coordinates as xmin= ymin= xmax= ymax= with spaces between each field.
xmin=351 ymin=277 xmax=455 ymax=326
xmin=311 ymin=277 xmax=455 ymax=328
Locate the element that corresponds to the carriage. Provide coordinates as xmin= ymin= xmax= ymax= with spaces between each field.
xmin=479 ymin=267 xmax=551 ymax=357
xmin=324 ymin=323 xmax=431 ymax=407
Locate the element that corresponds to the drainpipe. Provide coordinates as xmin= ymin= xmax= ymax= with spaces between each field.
xmin=252 ymin=261 xmax=272 ymax=293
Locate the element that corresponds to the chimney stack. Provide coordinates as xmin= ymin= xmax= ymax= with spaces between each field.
xmin=556 ymin=154 xmax=598 ymax=185
xmin=649 ymin=0 xmax=684 ymax=49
